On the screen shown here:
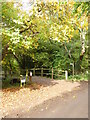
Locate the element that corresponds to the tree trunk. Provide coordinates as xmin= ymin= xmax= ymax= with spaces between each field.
xmin=9 ymin=60 xmax=12 ymax=76
xmin=80 ymin=31 xmax=86 ymax=61
xmin=75 ymin=30 xmax=86 ymax=73
xmin=75 ymin=28 xmax=86 ymax=73
xmin=4 ymin=67 xmax=7 ymax=79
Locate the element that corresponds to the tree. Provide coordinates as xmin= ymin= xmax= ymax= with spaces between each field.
xmin=2 ymin=0 xmax=88 ymax=77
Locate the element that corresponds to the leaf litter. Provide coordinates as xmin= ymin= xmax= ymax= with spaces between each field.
xmin=1 ymin=76 xmax=80 ymax=118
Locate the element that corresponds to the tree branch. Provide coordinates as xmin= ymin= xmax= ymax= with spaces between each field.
xmin=64 ymin=44 xmax=71 ymax=58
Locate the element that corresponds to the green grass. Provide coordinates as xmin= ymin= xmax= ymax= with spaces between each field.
xmin=53 ymin=73 xmax=88 ymax=81
xmin=68 ymin=73 xmax=88 ymax=81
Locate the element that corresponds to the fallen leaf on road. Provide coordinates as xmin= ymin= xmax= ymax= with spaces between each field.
xmin=41 ymin=109 xmax=44 ymax=111
xmin=73 ymin=95 xmax=76 ymax=99
xmin=45 ymin=107 xmax=48 ymax=110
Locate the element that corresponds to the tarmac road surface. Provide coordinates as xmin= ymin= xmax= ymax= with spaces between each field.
xmin=5 ymin=81 xmax=88 ymax=118
xmin=19 ymin=81 xmax=88 ymax=118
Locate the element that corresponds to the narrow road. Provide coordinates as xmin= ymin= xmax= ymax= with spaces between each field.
xmin=19 ymin=82 xmax=88 ymax=118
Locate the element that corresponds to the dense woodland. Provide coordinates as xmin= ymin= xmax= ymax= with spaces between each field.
xmin=1 ymin=0 xmax=89 ymax=80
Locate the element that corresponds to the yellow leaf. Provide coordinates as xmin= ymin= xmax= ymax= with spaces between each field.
xmin=73 ymin=95 xmax=76 ymax=99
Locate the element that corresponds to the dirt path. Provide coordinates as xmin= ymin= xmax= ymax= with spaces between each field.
xmin=0 ymin=76 xmax=86 ymax=118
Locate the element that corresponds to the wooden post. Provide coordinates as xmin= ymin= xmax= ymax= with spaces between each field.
xmin=20 ymin=82 xmax=22 ymax=87
xmin=65 ymin=71 xmax=68 ymax=80
xmin=20 ymin=75 xmax=23 ymax=87
xmin=33 ymin=68 xmax=35 ymax=76
xmin=52 ymin=67 xmax=53 ymax=80
xmin=41 ymin=68 xmax=43 ymax=77
xmin=30 ymin=71 xmax=32 ymax=82
xmin=70 ymin=63 xmax=74 ymax=77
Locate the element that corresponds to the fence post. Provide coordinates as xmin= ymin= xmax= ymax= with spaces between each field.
xmin=20 ymin=75 xmax=23 ymax=87
xmin=65 ymin=70 xmax=68 ymax=80
xmin=41 ymin=68 xmax=43 ymax=77
xmin=30 ymin=71 xmax=32 ymax=82
xmin=33 ymin=68 xmax=35 ymax=76
xmin=52 ymin=67 xmax=53 ymax=80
